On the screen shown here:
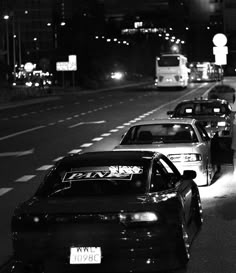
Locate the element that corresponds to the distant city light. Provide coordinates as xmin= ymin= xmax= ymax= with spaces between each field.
xmin=95 ymin=36 xmax=99 ymax=39
xmin=60 ymin=21 xmax=66 ymax=26
xmin=107 ymin=39 xmax=111 ymax=42
xmin=13 ymin=35 xmax=16 ymax=38
xmin=169 ymin=27 xmax=173 ymax=31
xmin=33 ymin=37 xmax=37 ymax=41
xmin=113 ymin=38 xmax=117 ymax=42
xmin=186 ymin=27 xmax=189 ymax=30
xmin=24 ymin=10 xmax=29 ymax=14
xmin=47 ymin=22 xmax=51 ymax=27
xmin=181 ymin=40 xmax=185 ymax=44
xmin=134 ymin=21 xmax=143 ymax=28
xmin=207 ymin=26 xmax=210 ymax=30
xmin=3 ymin=15 xmax=9 ymax=20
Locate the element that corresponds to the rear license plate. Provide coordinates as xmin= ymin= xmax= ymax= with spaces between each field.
xmin=70 ymin=247 xmax=101 ymax=264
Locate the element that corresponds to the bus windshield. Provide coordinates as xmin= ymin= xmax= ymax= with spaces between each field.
xmin=158 ymin=56 xmax=180 ymax=67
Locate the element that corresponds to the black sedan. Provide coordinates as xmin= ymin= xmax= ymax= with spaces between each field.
xmin=167 ymin=98 xmax=232 ymax=137
xmin=11 ymin=150 xmax=202 ymax=273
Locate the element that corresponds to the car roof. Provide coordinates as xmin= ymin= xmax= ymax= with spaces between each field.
xmin=177 ymin=98 xmax=228 ymax=105
xmin=57 ymin=150 xmax=161 ymax=168
xmin=127 ymin=118 xmax=196 ymax=127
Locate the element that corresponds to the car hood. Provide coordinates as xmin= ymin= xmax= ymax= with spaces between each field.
xmin=114 ymin=143 xmax=200 ymax=156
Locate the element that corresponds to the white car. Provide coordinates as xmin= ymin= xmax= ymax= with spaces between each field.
xmin=114 ymin=118 xmax=217 ymax=186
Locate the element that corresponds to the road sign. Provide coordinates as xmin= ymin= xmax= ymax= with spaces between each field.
xmin=213 ymin=33 xmax=228 ymax=65
xmin=56 ymin=55 xmax=77 ymax=71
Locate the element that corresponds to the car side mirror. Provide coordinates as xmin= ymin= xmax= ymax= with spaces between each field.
xmin=167 ymin=110 xmax=174 ymax=116
xmin=182 ymin=170 xmax=196 ymax=180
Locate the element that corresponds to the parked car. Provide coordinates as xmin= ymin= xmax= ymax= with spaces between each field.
xmin=167 ymin=98 xmax=232 ymax=137
xmin=114 ymin=119 xmax=217 ymax=186
xmin=11 ymin=151 xmax=202 ymax=273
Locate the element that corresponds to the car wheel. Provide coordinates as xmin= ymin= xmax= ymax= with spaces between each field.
xmin=176 ymin=218 xmax=190 ymax=267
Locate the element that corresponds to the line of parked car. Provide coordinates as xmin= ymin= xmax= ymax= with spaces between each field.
xmin=10 ymin=85 xmax=234 ymax=273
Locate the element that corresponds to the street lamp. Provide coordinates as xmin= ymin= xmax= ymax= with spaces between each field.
xmin=3 ymin=15 xmax=10 ymax=66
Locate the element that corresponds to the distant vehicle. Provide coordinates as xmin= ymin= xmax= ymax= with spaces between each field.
xmin=114 ymin=119 xmax=217 ymax=186
xmin=11 ymin=150 xmax=202 ymax=273
xmin=189 ymin=62 xmax=223 ymax=82
xmin=154 ymin=53 xmax=189 ymax=88
xmin=167 ymin=98 xmax=232 ymax=137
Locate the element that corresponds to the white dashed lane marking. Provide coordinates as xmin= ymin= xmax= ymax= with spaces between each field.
xmin=92 ymin=137 xmax=103 ymax=141
xmin=80 ymin=143 xmax=93 ymax=148
xmin=53 ymin=157 xmax=64 ymax=162
xmin=36 ymin=165 xmax=54 ymax=171
xmin=68 ymin=149 xmax=82 ymax=154
xmin=0 ymin=126 xmax=46 ymax=141
xmin=0 ymin=188 xmax=13 ymax=196
xmin=15 ymin=175 xmax=36 ymax=182
xmin=101 ymin=133 xmax=111 ymax=137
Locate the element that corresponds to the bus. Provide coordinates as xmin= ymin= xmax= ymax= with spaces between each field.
xmin=154 ymin=54 xmax=189 ymax=88
xmin=189 ymin=62 xmax=223 ymax=82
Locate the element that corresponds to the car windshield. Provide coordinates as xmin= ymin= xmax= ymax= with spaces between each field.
xmin=174 ymin=102 xmax=229 ymax=116
xmin=37 ymin=164 xmax=150 ymax=197
xmin=121 ymin=124 xmax=198 ymax=144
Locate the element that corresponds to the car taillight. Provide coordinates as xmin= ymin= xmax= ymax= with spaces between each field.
xmin=168 ymin=153 xmax=202 ymax=162
xmin=119 ymin=212 xmax=158 ymax=226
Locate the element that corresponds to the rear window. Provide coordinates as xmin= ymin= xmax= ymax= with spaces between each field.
xmin=158 ymin=56 xmax=180 ymax=67
xmin=121 ymin=124 xmax=198 ymax=144
xmin=174 ymin=102 xmax=229 ymax=116
xmin=37 ymin=165 xmax=149 ymax=197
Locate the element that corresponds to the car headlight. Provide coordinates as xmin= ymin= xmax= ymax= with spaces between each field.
xmin=168 ymin=153 xmax=202 ymax=162
xmin=119 ymin=212 xmax=158 ymax=224
xmin=217 ymin=121 xmax=226 ymax=126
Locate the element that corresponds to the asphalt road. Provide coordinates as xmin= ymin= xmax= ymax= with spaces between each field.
xmin=0 ymin=78 xmax=235 ymax=273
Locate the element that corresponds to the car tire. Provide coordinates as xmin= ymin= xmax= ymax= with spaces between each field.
xmin=176 ymin=218 xmax=190 ymax=267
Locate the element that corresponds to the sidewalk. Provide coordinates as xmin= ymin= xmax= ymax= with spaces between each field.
xmin=0 ymin=80 xmax=152 ymax=110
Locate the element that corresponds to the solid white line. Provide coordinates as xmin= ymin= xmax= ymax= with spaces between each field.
xmin=0 ymin=125 xmax=45 ymax=141
xmin=15 ymin=175 xmax=36 ymax=182
xmin=36 ymin=165 xmax=54 ymax=171
xmin=0 ymin=188 xmax=13 ymax=196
